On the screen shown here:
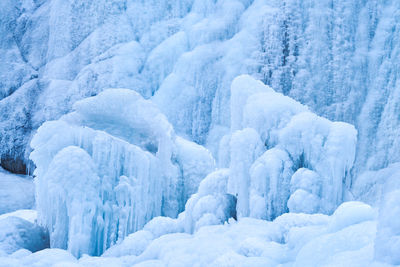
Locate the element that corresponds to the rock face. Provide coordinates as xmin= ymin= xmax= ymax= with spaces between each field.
xmin=0 ymin=0 xmax=400 ymax=177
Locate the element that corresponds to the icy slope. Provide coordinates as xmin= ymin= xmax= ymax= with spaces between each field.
xmin=1 ymin=0 xmax=400 ymax=178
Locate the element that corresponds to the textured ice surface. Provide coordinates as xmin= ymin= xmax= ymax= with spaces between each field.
xmin=1 ymin=0 xmax=400 ymax=179
xmin=30 ymin=89 xmax=215 ymax=257
xmin=1 ymin=0 xmax=400 ymax=265
xmin=223 ymin=75 xmax=357 ymax=219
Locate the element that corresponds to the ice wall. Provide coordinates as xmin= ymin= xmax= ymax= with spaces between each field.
xmin=1 ymin=0 xmax=400 ymax=181
xmin=30 ymin=89 xmax=215 ymax=256
xmin=255 ymin=0 xmax=400 ymax=176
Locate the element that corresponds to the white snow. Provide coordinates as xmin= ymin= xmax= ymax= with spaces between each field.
xmin=0 ymin=201 xmax=387 ymax=267
xmin=0 ymin=210 xmax=37 ymax=224
xmin=0 ymin=167 xmax=34 ymax=214
xmin=0 ymin=216 xmax=48 ymax=255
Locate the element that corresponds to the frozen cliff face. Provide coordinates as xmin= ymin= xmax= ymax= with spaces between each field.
xmin=1 ymin=0 xmax=400 ymax=180
xmin=255 ymin=0 xmax=400 ymax=176
xmin=30 ymin=89 xmax=215 ymax=257
xmin=1 ymin=0 xmax=400 ymax=264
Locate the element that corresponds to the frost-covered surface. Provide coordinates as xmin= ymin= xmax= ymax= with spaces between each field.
xmin=30 ymin=89 xmax=214 ymax=257
xmin=1 ymin=0 xmax=400 ymax=178
xmin=222 ymin=75 xmax=357 ymax=219
xmin=0 ymin=167 xmax=34 ymax=214
xmin=0 ymin=210 xmax=37 ymax=224
xmin=1 ymin=0 xmax=400 ymax=265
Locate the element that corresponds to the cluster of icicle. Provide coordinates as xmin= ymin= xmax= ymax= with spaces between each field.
xmin=218 ymin=75 xmax=357 ymax=220
xmin=30 ymin=89 xmax=215 ymax=257
xmin=30 ymin=75 xmax=357 ymax=257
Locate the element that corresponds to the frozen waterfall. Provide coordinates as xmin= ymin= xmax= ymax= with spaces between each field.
xmin=30 ymin=89 xmax=215 ymax=256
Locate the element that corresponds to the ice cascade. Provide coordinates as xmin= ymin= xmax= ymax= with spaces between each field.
xmin=30 ymin=89 xmax=215 ymax=256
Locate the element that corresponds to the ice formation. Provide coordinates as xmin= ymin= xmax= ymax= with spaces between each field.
xmin=222 ymin=75 xmax=357 ymax=220
xmin=1 ymin=0 xmax=399 ymax=179
xmin=26 ymin=74 xmax=369 ymax=262
xmin=30 ymin=89 xmax=215 ymax=256
xmin=1 ymin=0 xmax=400 ymax=265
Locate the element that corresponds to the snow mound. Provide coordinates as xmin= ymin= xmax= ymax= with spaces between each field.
xmin=0 ymin=210 xmax=37 ymax=224
xmin=0 ymin=167 xmax=34 ymax=214
xmin=30 ymin=89 xmax=215 ymax=257
xmin=1 ymin=201 xmax=384 ymax=266
xmin=12 ymin=201 xmax=378 ymax=266
xmin=0 ymin=216 xmax=48 ymax=255
xmin=104 ymin=201 xmax=380 ymax=266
